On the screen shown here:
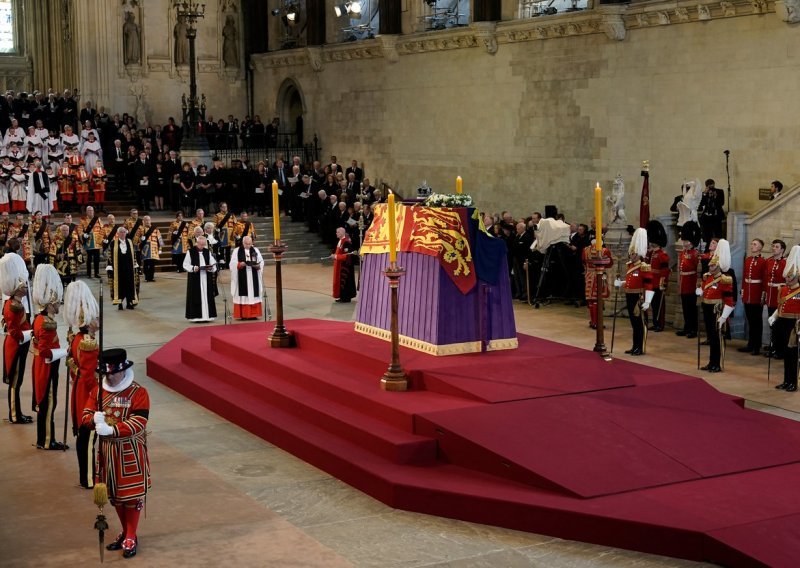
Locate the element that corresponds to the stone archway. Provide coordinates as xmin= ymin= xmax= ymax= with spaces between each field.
xmin=275 ymin=78 xmax=305 ymax=147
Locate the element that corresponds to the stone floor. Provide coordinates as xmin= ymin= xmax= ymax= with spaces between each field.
xmin=1 ymin=263 xmax=797 ymax=567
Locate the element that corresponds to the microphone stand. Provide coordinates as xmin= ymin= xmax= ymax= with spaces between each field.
xmin=724 ymin=150 xmax=731 ymax=215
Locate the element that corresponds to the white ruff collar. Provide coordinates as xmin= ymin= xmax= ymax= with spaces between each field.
xmin=103 ymin=368 xmax=134 ymax=393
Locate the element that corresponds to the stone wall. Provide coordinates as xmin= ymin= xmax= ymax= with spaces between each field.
xmin=252 ymin=1 xmax=799 ymax=225
xmin=71 ymin=0 xmax=246 ymax=127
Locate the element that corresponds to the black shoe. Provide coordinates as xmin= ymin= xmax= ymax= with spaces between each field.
xmin=700 ymin=364 xmax=721 ymax=372
xmin=9 ymin=414 xmax=33 ymax=424
xmin=774 ymin=354 xmax=784 ymax=360
xmin=37 ymin=441 xmax=68 ymax=450
xmin=107 ymin=533 xmax=126 ymax=551
xmin=126 ymin=304 xmax=135 ymax=310
xmin=775 ymin=383 xmax=788 ymax=390
xmin=751 ymin=350 xmax=761 ymax=356
xmin=675 ymin=330 xmax=687 ymax=336
xmin=334 ymin=298 xmax=351 ymax=303
xmin=737 ymin=346 xmax=752 ymax=353
xmin=786 ymin=385 xmax=798 ymax=392
xmin=651 ymin=327 xmax=663 ymax=333
xmin=122 ymin=537 xmax=138 ymax=558
xmin=118 ymin=304 xmax=123 ymax=310
xmin=685 ymin=332 xmax=697 ymax=339
xmin=624 ymin=347 xmax=643 ymax=356
xmin=701 ymin=339 xmax=710 ymax=346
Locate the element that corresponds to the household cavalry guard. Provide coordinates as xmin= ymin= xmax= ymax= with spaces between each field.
xmin=769 ymin=245 xmax=800 ymax=392
xmin=676 ymin=221 xmax=701 ymax=339
xmin=614 ymin=227 xmax=654 ymax=356
xmin=1 ymin=252 xmax=33 ymax=425
xmin=697 ymin=239 xmax=736 ymax=373
xmin=63 ymin=280 xmax=100 ymax=488
xmin=645 ymin=220 xmax=670 ymax=332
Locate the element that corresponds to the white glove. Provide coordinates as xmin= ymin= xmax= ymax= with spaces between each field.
xmin=768 ymin=313 xmax=777 ymax=327
xmin=46 ymin=347 xmax=67 ymax=363
xmin=641 ymin=290 xmax=654 ymax=311
xmin=718 ymin=305 xmax=734 ymax=328
xmin=695 ymin=288 xmax=703 ymax=297
xmin=613 ymin=278 xmax=623 ymax=288
xmin=106 ymin=265 xmax=113 ymax=272
xmin=95 ymin=422 xmax=114 ymax=436
xmin=20 ymin=329 xmax=32 ymax=344
xmin=93 ymin=411 xmax=106 ymax=425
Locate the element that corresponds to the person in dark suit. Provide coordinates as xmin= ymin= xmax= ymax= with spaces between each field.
xmin=699 ymin=178 xmax=725 ymax=250
xmin=79 ymin=101 xmax=97 ymax=128
xmin=132 ymin=151 xmax=152 ymax=211
xmin=345 ymin=160 xmax=363 ymax=182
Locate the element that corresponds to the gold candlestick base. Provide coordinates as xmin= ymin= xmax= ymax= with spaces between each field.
xmin=268 ymin=241 xmax=296 ymax=348
xmin=380 ymin=264 xmax=408 ymax=391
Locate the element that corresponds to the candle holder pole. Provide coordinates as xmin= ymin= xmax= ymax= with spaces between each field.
xmin=268 ymin=240 xmax=296 ymax=348
xmin=380 ymin=263 xmax=408 ymax=391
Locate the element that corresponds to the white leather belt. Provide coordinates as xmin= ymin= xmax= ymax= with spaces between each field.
xmin=745 ymin=279 xmax=762 ymax=284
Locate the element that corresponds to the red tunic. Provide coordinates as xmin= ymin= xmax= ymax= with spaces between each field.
xmin=91 ymin=166 xmax=106 ymax=203
xmin=624 ymin=260 xmax=653 ymax=294
xmin=765 ymin=257 xmax=786 ymax=309
xmin=701 ymin=272 xmax=736 ymax=308
xmin=741 ymin=255 xmax=766 ymax=305
xmin=68 ymin=331 xmax=99 ymax=431
xmin=777 ymin=284 xmax=800 ymax=319
xmin=646 ymin=249 xmax=671 ymax=291
xmin=31 ymin=314 xmax=60 ymax=406
xmin=58 ymin=166 xmax=74 ymax=200
xmin=332 ymin=236 xmax=355 ymax=299
xmin=82 ymin=382 xmax=151 ymax=502
xmin=3 ymin=298 xmax=31 ymax=377
xmin=582 ymin=246 xmax=612 ymax=300
xmin=677 ymin=249 xmax=700 ymax=295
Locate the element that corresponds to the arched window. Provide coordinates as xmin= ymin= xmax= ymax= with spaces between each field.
xmin=0 ymin=0 xmax=16 ymax=53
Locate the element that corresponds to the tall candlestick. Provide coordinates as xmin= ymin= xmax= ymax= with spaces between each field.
xmin=594 ymin=182 xmax=603 ymax=251
xmin=272 ymin=180 xmax=280 ymax=241
xmin=456 ymin=176 xmax=463 ymax=194
xmin=387 ymin=191 xmax=397 ymax=264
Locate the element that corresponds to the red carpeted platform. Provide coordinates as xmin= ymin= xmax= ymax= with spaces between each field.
xmin=147 ymin=319 xmax=800 ymax=567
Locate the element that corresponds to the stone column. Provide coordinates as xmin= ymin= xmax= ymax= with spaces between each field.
xmin=73 ymin=0 xmax=112 ymax=107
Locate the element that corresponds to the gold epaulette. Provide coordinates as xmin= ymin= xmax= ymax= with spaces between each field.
xmin=79 ymin=337 xmax=98 ymax=351
xmin=9 ymin=299 xmax=23 ymax=313
xmin=66 ymin=356 xmax=79 ymax=374
xmin=721 ymin=275 xmax=733 ymax=285
xmin=42 ymin=316 xmax=57 ymax=331
xmin=640 ymin=263 xmax=651 ymax=271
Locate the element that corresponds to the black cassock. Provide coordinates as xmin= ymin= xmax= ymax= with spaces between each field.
xmin=108 ymin=238 xmax=138 ymax=306
xmin=184 ymin=247 xmax=217 ymax=321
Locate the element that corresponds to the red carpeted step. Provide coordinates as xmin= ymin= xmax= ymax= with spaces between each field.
xmin=177 ymin=345 xmax=438 ymax=465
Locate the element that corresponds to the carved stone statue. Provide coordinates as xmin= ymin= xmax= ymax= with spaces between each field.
xmin=222 ymin=15 xmax=239 ymax=68
xmin=174 ymin=19 xmax=189 ymax=66
xmin=607 ymin=173 xmax=627 ymax=225
xmin=122 ymin=12 xmax=141 ymax=65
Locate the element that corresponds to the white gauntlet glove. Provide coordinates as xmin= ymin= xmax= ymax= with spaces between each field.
xmin=613 ymin=278 xmax=623 ymax=288
xmin=95 ymin=422 xmax=114 ymax=436
xmin=768 ymin=313 xmax=777 ymax=327
xmin=641 ymin=290 xmax=655 ymax=311
xmin=695 ymin=287 xmax=703 ymax=297
xmin=93 ymin=411 xmax=106 ymax=425
xmin=718 ymin=305 xmax=734 ymax=329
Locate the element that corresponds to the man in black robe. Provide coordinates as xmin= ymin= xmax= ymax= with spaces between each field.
xmin=183 ymin=236 xmax=218 ymax=322
xmin=105 ymin=227 xmax=139 ymax=310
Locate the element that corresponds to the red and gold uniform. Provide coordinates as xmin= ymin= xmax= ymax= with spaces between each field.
xmin=31 ymin=313 xmax=62 ymax=449
xmin=7 ymin=220 xmax=32 ymax=265
xmin=91 ymin=165 xmax=107 ymax=204
xmin=582 ymin=246 xmax=612 ymax=329
xmin=74 ymin=167 xmax=90 ymax=205
xmin=81 ymin=358 xmax=150 ymax=557
xmin=646 ymin=248 xmax=671 ymax=331
xmin=677 ymin=247 xmax=700 ymax=336
xmin=775 ymin=283 xmax=800 ymax=390
xmin=68 ymin=328 xmax=99 ymax=488
xmin=3 ymin=298 xmax=32 ymax=423
xmin=58 ymin=164 xmax=74 ymax=206
xmin=741 ymin=254 xmax=767 ymax=354
xmin=765 ymin=257 xmax=787 ymax=311
xmin=624 ymin=260 xmax=653 ymax=354
xmin=700 ymin=271 xmax=735 ymax=370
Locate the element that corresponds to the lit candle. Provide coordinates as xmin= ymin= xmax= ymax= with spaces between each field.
xmin=456 ymin=176 xmax=463 ymax=195
xmin=388 ymin=191 xmax=397 ymax=264
xmin=272 ymin=180 xmax=280 ymax=242
xmin=594 ymin=182 xmax=602 ymax=251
